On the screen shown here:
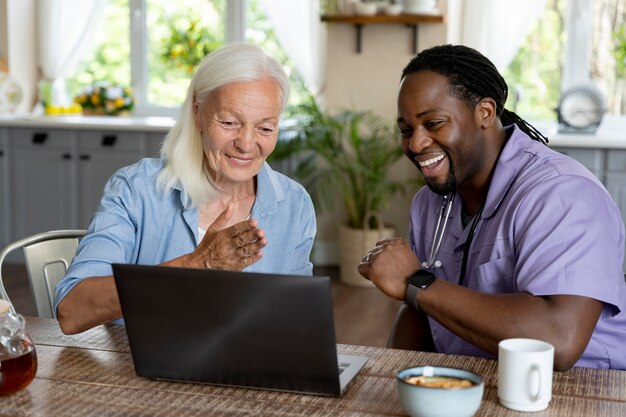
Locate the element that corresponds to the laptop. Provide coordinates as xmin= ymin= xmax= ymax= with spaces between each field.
xmin=112 ymin=263 xmax=368 ymax=396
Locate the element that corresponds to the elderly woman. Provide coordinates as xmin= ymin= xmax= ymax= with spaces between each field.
xmin=55 ymin=44 xmax=316 ymax=334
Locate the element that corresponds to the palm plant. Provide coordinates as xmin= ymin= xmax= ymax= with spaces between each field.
xmin=272 ymin=100 xmax=419 ymax=229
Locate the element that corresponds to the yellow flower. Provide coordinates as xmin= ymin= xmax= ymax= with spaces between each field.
xmin=90 ymin=94 xmax=101 ymax=106
xmin=114 ymin=97 xmax=125 ymax=108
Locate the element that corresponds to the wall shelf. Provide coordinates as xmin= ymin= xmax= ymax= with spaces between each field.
xmin=321 ymin=13 xmax=445 ymax=53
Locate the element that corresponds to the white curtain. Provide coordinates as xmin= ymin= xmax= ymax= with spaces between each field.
xmin=258 ymin=0 xmax=325 ymax=96
xmin=37 ymin=0 xmax=106 ymax=106
xmin=448 ymin=0 xmax=547 ymax=72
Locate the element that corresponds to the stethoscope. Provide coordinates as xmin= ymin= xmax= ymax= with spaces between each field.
xmin=421 ymin=193 xmax=455 ymax=269
xmin=421 ymin=192 xmax=484 ymax=287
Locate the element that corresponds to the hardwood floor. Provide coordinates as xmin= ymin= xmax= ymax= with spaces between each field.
xmin=1 ymin=264 xmax=401 ymax=348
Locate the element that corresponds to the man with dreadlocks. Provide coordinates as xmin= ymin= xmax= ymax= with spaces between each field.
xmin=358 ymin=44 xmax=626 ymax=371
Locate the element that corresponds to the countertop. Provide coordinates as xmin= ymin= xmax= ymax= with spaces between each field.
xmin=0 ymin=114 xmax=176 ymax=132
xmin=538 ymin=115 xmax=626 ymax=149
xmin=0 ymin=114 xmax=625 ymax=148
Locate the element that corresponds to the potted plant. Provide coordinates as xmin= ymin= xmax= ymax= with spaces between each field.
xmin=272 ymin=99 xmax=421 ymax=286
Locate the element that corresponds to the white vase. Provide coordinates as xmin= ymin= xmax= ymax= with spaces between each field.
xmin=338 ymin=0 xmax=358 ymax=15
xmin=338 ymin=223 xmax=396 ymax=287
xmin=404 ymin=0 xmax=437 ymax=14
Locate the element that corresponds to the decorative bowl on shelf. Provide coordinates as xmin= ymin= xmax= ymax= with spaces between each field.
xmin=353 ymin=2 xmax=378 ymax=16
xmin=384 ymin=4 xmax=403 ymax=15
xmin=404 ymin=0 xmax=438 ymax=14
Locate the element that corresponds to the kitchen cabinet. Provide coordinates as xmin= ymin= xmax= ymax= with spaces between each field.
xmin=8 ymin=128 xmax=76 ymax=239
xmin=76 ymin=131 xmax=145 ymax=227
xmin=550 ymin=147 xmax=604 ymax=180
xmin=0 ymin=120 xmax=169 ymax=243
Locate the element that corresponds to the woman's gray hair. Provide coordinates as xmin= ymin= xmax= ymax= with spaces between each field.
xmin=157 ymin=43 xmax=290 ymax=207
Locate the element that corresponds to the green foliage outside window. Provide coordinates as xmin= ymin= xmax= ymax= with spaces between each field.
xmin=245 ymin=0 xmax=311 ymax=116
xmin=503 ymin=0 xmax=564 ymax=122
xmin=614 ymin=26 xmax=626 ymax=80
xmin=67 ymin=0 xmax=310 ymax=112
xmin=65 ymin=0 xmax=130 ymax=101
xmin=161 ymin=18 xmax=222 ymax=75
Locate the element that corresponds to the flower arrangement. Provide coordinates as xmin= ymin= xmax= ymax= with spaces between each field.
xmin=74 ymin=82 xmax=134 ymax=116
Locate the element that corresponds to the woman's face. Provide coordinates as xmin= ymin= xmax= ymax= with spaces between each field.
xmin=195 ymin=77 xmax=282 ymax=186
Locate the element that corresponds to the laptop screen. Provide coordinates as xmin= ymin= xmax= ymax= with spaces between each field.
xmin=112 ymin=264 xmax=362 ymax=396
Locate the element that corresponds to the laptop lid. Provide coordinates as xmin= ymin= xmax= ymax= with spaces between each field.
xmin=112 ymin=264 xmax=367 ymax=396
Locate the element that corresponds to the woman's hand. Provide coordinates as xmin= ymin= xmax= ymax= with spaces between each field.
xmin=186 ymin=206 xmax=267 ymax=270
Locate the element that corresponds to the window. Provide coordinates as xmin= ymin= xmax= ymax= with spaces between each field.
xmin=66 ymin=0 xmax=308 ymax=117
xmin=504 ymin=0 xmax=625 ymax=122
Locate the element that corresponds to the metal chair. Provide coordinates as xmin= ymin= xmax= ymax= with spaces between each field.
xmin=0 ymin=230 xmax=87 ymax=318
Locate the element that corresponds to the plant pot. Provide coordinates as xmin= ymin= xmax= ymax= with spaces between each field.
xmin=338 ymin=223 xmax=396 ymax=287
xmin=82 ymin=108 xmax=107 ymax=116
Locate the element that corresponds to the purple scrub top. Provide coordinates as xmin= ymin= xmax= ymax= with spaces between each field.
xmin=410 ymin=125 xmax=626 ymax=369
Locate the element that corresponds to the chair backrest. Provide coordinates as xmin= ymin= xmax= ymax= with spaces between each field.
xmin=0 ymin=230 xmax=87 ymax=318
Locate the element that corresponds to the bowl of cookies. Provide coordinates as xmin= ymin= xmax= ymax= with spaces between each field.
xmin=396 ymin=366 xmax=484 ymax=417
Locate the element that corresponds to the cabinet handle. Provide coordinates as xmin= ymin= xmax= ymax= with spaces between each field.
xmin=102 ymin=135 xmax=117 ymax=147
xmin=32 ymin=133 xmax=48 ymax=144
xmin=62 ymin=153 xmax=72 ymax=160
xmin=0 ymin=150 xmax=3 ymax=157
xmin=80 ymin=154 xmax=91 ymax=160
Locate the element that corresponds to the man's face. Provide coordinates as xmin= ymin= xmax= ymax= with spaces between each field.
xmin=396 ymin=71 xmax=487 ymax=196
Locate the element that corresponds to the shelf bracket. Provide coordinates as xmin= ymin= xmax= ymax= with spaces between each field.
xmin=407 ymin=24 xmax=418 ymax=54
xmin=355 ymin=24 xmax=363 ymax=53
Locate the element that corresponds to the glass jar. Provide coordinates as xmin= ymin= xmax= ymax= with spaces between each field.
xmin=0 ymin=299 xmax=37 ymax=396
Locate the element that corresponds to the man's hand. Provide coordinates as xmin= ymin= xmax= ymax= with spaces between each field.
xmin=357 ymin=238 xmax=422 ymax=300
xmin=185 ymin=206 xmax=267 ymax=270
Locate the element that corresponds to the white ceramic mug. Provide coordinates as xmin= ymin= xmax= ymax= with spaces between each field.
xmin=498 ymin=338 xmax=554 ymax=412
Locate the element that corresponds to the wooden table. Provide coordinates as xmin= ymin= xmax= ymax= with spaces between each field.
xmin=1 ymin=317 xmax=624 ymax=416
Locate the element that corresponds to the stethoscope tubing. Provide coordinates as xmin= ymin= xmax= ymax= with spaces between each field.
xmin=423 ymin=192 xmax=455 ymax=269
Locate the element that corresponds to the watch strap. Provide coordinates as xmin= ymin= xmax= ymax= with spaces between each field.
xmin=406 ymin=280 xmax=420 ymax=311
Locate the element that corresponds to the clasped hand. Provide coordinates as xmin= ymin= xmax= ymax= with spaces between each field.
xmin=186 ymin=207 xmax=266 ymax=271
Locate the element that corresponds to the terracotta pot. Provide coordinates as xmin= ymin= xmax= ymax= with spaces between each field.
xmin=82 ymin=108 xmax=106 ymax=116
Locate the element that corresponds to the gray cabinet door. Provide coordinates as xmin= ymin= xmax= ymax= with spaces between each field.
xmin=604 ymin=172 xmax=626 ymax=271
xmin=9 ymin=129 xmax=76 ymax=239
xmin=146 ymin=132 xmax=165 ymax=158
xmin=77 ymin=131 xmax=143 ymax=228
xmin=550 ymin=147 xmax=604 ymax=181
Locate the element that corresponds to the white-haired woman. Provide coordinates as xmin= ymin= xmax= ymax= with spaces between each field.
xmin=55 ymin=44 xmax=316 ymax=334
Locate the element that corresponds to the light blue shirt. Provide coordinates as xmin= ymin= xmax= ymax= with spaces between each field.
xmin=54 ymin=158 xmax=316 ymax=322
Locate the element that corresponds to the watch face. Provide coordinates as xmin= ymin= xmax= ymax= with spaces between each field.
xmin=557 ymin=85 xmax=606 ymax=130
xmin=408 ymin=270 xmax=436 ymax=288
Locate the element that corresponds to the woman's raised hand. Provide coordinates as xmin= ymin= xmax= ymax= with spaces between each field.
xmin=186 ymin=206 xmax=266 ymax=271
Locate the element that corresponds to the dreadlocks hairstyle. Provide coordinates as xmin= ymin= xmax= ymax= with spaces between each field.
xmin=402 ymin=44 xmax=548 ymax=145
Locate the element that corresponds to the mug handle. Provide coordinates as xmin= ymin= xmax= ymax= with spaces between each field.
xmin=529 ymin=363 xmax=544 ymax=402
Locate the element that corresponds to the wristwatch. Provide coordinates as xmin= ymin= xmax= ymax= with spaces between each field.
xmin=405 ymin=269 xmax=436 ymax=311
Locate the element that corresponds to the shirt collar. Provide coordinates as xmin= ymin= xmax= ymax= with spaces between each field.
xmin=482 ymin=124 xmax=535 ymax=219
xmin=252 ymin=162 xmax=285 ymax=218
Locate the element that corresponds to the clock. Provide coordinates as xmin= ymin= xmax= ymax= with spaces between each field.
xmin=556 ymin=83 xmax=606 ymax=134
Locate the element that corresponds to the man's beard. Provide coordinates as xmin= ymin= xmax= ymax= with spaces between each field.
xmin=424 ymin=162 xmax=456 ymax=196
